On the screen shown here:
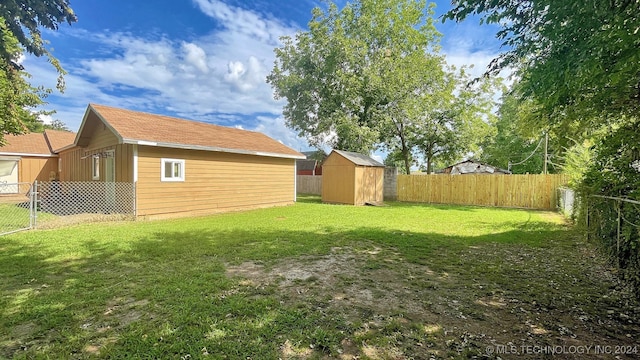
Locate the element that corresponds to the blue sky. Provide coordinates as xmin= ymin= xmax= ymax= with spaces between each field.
xmin=24 ymin=0 xmax=503 ymax=155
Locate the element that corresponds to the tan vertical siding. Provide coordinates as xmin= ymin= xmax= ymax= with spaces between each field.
xmin=86 ymin=123 xmax=119 ymax=151
xmin=356 ymin=167 xmax=384 ymax=205
xmin=18 ymin=157 xmax=58 ymax=182
xmin=58 ymin=144 xmax=133 ymax=182
xmin=322 ymin=154 xmax=356 ymax=204
xmin=136 ymin=146 xmax=295 ymax=218
xmin=114 ymin=144 xmax=133 ymax=182
xmin=322 ymin=152 xmax=384 ymax=205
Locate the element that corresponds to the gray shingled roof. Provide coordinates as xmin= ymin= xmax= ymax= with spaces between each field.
xmin=296 ymin=159 xmax=317 ymax=171
xmin=334 ymin=150 xmax=384 ymax=167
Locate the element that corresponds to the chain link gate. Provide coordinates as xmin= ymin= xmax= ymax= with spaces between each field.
xmin=0 ymin=182 xmax=37 ymax=235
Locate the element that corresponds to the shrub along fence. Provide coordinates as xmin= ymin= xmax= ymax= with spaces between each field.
xmin=585 ymin=195 xmax=640 ymax=296
xmin=398 ymin=174 xmax=568 ymax=210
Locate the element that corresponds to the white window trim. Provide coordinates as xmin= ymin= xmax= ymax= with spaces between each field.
xmin=92 ymin=155 xmax=100 ymax=180
xmin=161 ymin=158 xmax=185 ymax=182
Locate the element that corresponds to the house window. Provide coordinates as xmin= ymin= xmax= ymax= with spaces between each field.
xmin=92 ymin=155 xmax=100 ymax=180
xmin=161 ymin=158 xmax=185 ymax=182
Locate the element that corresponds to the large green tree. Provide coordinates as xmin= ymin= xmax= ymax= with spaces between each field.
xmin=444 ymin=0 xmax=640 ymax=130
xmin=268 ymin=0 xmax=442 ymax=156
xmin=268 ymin=0 xmax=496 ymax=174
xmin=0 ymin=0 xmax=76 ymax=141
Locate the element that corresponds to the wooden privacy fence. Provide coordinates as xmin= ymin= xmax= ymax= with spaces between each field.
xmin=398 ymin=174 xmax=568 ymax=210
xmin=296 ymin=175 xmax=322 ymax=195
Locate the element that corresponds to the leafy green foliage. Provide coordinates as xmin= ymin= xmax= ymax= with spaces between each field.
xmin=582 ymin=120 xmax=640 ymax=200
xmin=444 ymin=0 xmax=640 ymax=127
xmin=0 ymin=0 xmax=76 ymax=83
xmin=446 ymin=1 xmax=639 ymax=289
xmin=43 ymin=118 xmax=70 ymax=131
xmin=561 ymin=139 xmax=594 ymax=188
xmin=0 ymin=19 xmax=53 ymax=142
xmin=268 ymin=0 xmax=440 ymax=154
xmin=0 ymin=1 xmax=76 ymax=140
xmin=383 ymin=148 xmax=414 ymax=169
xmin=580 ymin=120 xmax=640 ymax=296
xmin=268 ymin=0 xmax=498 ymax=174
xmin=413 ymin=69 xmax=499 ymax=173
xmin=480 ymin=94 xmax=545 ymax=174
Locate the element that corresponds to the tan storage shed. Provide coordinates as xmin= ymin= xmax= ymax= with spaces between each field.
xmin=321 ymin=150 xmax=384 ymax=205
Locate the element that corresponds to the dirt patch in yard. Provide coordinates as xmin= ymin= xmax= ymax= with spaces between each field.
xmin=227 ymin=248 xmax=441 ymax=321
xmin=226 ymin=244 xmax=640 ymax=359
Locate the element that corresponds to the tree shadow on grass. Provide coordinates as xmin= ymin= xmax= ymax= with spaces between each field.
xmin=1 ymin=224 xmax=638 ymax=359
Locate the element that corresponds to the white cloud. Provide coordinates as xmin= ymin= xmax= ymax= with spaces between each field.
xmin=371 ymin=153 xmax=384 ymax=164
xmin=25 ymin=0 xmax=507 ymax=154
xmin=191 ymin=0 xmax=293 ymax=45
xmin=440 ymin=20 xmax=514 ymax=83
xmin=38 ymin=114 xmax=53 ymax=125
xmin=252 ymin=115 xmax=308 ymax=151
xmin=61 ymin=1 xmax=299 ymax=119
xmin=224 ymin=56 xmax=265 ymax=92
xmin=23 ymin=0 xmax=306 ymax=148
xmin=182 ymin=42 xmax=209 ymax=74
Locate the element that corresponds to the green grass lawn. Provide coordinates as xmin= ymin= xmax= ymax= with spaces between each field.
xmin=0 ymin=203 xmax=58 ymax=235
xmin=1 ymin=196 xmax=638 ymax=359
xmin=0 ymin=203 xmax=33 ymax=234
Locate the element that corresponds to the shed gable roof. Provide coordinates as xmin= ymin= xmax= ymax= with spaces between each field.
xmin=333 ymin=150 xmax=384 ymax=167
xmin=79 ymin=104 xmax=304 ymax=159
xmin=296 ymin=159 xmax=317 ymax=171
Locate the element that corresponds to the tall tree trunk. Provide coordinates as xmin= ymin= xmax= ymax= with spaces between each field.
xmin=402 ymin=150 xmax=411 ymax=174
xmin=425 ymin=143 xmax=434 ymax=174
xmin=395 ymin=120 xmax=412 ymax=174
xmin=400 ymin=135 xmax=411 ymax=174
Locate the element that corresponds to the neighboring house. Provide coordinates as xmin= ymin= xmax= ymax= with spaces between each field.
xmin=322 ymin=150 xmax=384 ymax=205
xmin=296 ymin=159 xmax=320 ymax=175
xmin=58 ymin=104 xmax=305 ymax=219
xmin=296 ymin=150 xmax=326 ymax=175
xmin=440 ymin=160 xmax=511 ymax=175
xmin=0 ymin=130 xmax=76 ymax=190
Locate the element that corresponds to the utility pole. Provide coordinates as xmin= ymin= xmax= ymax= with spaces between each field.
xmin=543 ymin=132 xmax=548 ymax=175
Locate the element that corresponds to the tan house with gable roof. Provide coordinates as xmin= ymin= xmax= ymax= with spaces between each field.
xmin=0 ymin=130 xmax=76 ymax=188
xmin=58 ymin=104 xmax=305 ymax=219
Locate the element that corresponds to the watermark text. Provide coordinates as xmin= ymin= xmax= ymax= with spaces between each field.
xmin=485 ymin=344 xmax=638 ymax=356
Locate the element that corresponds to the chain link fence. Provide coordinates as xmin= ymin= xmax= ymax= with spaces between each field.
xmin=0 ymin=181 xmax=135 ymax=235
xmin=585 ymin=195 xmax=640 ymax=297
xmin=0 ymin=183 xmax=36 ymax=235
xmin=37 ymin=181 xmax=135 ymax=227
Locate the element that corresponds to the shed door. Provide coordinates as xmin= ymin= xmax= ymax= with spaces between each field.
xmin=0 ymin=159 xmax=19 ymax=194
xmin=362 ymin=168 xmax=378 ymax=203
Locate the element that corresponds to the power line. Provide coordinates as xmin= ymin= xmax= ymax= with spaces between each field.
xmin=508 ymin=136 xmax=544 ymax=171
